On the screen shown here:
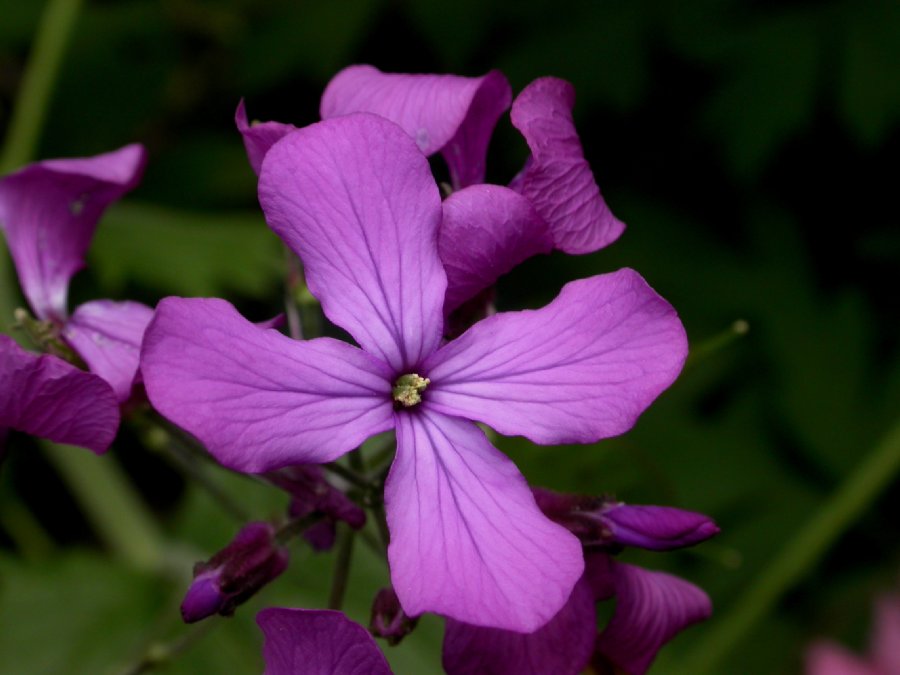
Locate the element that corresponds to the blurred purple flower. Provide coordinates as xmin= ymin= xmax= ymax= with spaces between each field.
xmin=141 ymin=114 xmax=687 ymax=632
xmin=182 ymin=522 xmax=289 ymax=623
xmin=0 ymin=146 xmax=151 ymax=453
xmin=443 ymin=489 xmax=717 ymax=675
xmin=806 ymin=595 xmax=900 ymax=675
xmin=258 ymin=608 xmax=392 ymax=675
xmin=370 ymin=587 xmax=418 ymax=646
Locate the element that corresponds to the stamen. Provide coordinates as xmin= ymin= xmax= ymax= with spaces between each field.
xmin=392 ymin=373 xmax=430 ymax=408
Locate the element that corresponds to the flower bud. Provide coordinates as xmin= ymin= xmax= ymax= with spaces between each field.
xmin=369 ymin=587 xmax=418 ymax=646
xmin=181 ymin=522 xmax=289 ymax=623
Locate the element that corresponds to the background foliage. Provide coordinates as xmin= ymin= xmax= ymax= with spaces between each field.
xmin=1 ymin=0 xmax=898 ymax=673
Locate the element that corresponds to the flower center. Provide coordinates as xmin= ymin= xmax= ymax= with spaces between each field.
xmin=392 ymin=373 xmax=430 ymax=408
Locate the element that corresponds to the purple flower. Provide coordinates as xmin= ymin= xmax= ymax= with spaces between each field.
xmin=444 ymin=493 xmax=717 ymax=675
xmin=140 ymin=113 xmax=687 ymax=631
xmin=806 ymin=595 xmax=900 ymax=675
xmin=181 ymin=522 xmax=289 ymax=623
xmin=370 ymin=587 xmax=418 ymax=646
xmin=258 ymin=608 xmax=392 ymax=675
xmin=0 ymin=146 xmax=151 ymax=452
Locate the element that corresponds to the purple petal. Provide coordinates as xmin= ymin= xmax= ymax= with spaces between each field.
xmin=805 ymin=642 xmax=876 ymax=675
xmin=872 ymin=595 xmax=900 ymax=673
xmin=595 ymin=562 xmax=712 ymax=675
xmin=140 ymin=297 xmax=394 ymax=472
xmin=509 ymin=78 xmax=624 ymax=254
xmin=234 ymin=100 xmax=297 ymax=176
xmin=424 ymin=269 xmax=688 ymax=445
xmin=386 ymin=409 xmax=583 ymax=632
xmin=258 ymin=114 xmax=446 ymax=372
xmin=258 ymin=608 xmax=392 ymax=675
xmin=63 ymin=300 xmax=154 ymax=403
xmin=0 ymin=335 xmax=118 ymax=453
xmin=320 ymin=65 xmax=512 ymax=189
xmin=442 ymin=574 xmax=596 ymax=675
xmin=0 ymin=144 xmax=146 ymax=322
xmin=602 ymin=504 xmax=720 ymax=551
xmin=440 ymin=185 xmax=552 ymax=315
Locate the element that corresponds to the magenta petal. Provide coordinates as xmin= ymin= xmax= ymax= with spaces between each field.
xmin=871 ymin=595 xmax=900 ymax=673
xmin=442 ymin=574 xmax=595 ymax=675
xmin=320 ymin=65 xmax=512 ymax=188
xmin=440 ymin=185 xmax=552 ymax=314
xmin=140 ymin=297 xmax=394 ymax=472
xmin=595 ymin=562 xmax=712 ymax=675
xmin=63 ymin=300 xmax=154 ymax=402
xmin=805 ymin=642 xmax=877 ymax=675
xmin=258 ymin=114 xmax=446 ymax=371
xmin=425 ymin=269 xmax=688 ymax=445
xmin=0 ymin=144 xmax=146 ymax=322
xmin=386 ymin=409 xmax=583 ymax=632
xmin=0 ymin=335 xmax=118 ymax=453
xmin=602 ymin=504 xmax=720 ymax=551
xmin=258 ymin=608 xmax=392 ymax=675
xmin=509 ymin=78 xmax=624 ymax=254
xmin=234 ymin=100 xmax=296 ymax=176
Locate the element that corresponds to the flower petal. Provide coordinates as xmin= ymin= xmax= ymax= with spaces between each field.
xmin=234 ymin=100 xmax=296 ymax=176
xmin=140 ymin=296 xmax=393 ymax=472
xmin=321 ymin=65 xmax=512 ymax=189
xmin=258 ymin=114 xmax=446 ymax=372
xmin=871 ymin=594 xmax=900 ymax=673
xmin=424 ymin=269 xmax=688 ymax=445
xmin=63 ymin=300 xmax=154 ymax=402
xmin=0 ymin=335 xmax=118 ymax=453
xmin=440 ymin=184 xmax=552 ymax=315
xmin=258 ymin=608 xmax=392 ymax=675
xmin=0 ymin=144 xmax=146 ymax=321
xmin=442 ymin=574 xmax=595 ymax=675
xmin=805 ymin=642 xmax=876 ymax=675
xmin=602 ymin=504 xmax=720 ymax=551
xmin=386 ymin=409 xmax=583 ymax=632
xmin=509 ymin=77 xmax=624 ymax=254
xmin=595 ymin=562 xmax=712 ymax=675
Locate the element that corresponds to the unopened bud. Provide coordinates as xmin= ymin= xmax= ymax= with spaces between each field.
xmin=370 ymin=587 xmax=417 ymax=646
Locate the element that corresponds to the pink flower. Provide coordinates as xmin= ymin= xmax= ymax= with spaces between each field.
xmin=807 ymin=595 xmax=900 ymax=675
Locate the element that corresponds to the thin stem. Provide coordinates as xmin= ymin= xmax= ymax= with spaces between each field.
xmin=371 ymin=501 xmax=391 ymax=552
xmin=684 ymin=319 xmax=749 ymax=370
xmin=328 ymin=524 xmax=355 ymax=610
xmin=274 ymin=513 xmax=320 ymax=546
xmin=680 ymin=417 xmax=900 ymax=674
xmin=41 ymin=441 xmax=166 ymax=572
xmin=116 ymin=618 xmax=218 ymax=675
xmin=0 ymin=495 xmax=55 ymax=559
xmin=0 ymin=0 xmax=83 ymax=173
xmin=323 ymin=461 xmax=371 ymax=491
xmin=164 ymin=437 xmax=250 ymax=522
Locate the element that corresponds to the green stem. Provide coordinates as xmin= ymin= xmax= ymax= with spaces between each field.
xmin=680 ymin=418 xmax=900 ymax=674
xmin=684 ymin=319 xmax=749 ymax=371
xmin=41 ymin=441 xmax=166 ymax=572
xmin=116 ymin=618 xmax=218 ymax=675
xmin=0 ymin=0 xmax=83 ymax=173
xmin=328 ymin=524 xmax=355 ymax=610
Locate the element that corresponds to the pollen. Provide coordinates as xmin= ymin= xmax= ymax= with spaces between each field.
xmin=392 ymin=373 xmax=430 ymax=408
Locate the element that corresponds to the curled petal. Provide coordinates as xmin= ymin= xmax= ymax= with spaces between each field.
xmin=595 ymin=562 xmax=712 ymax=675
xmin=442 ymin=574 xmax=596 ymax=675
xmin=63 ymin=300 xmax=154 ymax=402
xmin=0 ymin=144 xmax=146 ymax=321
xmin=510 ymin=77 xmax=624 ymax=254
xmin=234 ymin=100 xmax=296 ymax=176
xmin=440 ymin=185 xmax=552 ymax=315
xmin=321 ymin=65 xmax=511 ymax=188
xmin=425 ymin=269 xmax=688 ymax=445
xmin=602 ymin=504 xmax=720 ymax=551
xmin=258 ymin=608 xmax=392 ymax=675
xmin=259 ymin=114 xmax=446 ymax=372
xmin=140 ymin=297 xmax=393 ymax=472
xmin=0 ymin=335 xmax=118 ymax=453
xmin=386 ymin=409 xmax=583 ymax=632
xmin=805 ymin=642 xmax=877 ymax=675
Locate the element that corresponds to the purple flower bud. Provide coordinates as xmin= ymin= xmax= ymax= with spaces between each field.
xmin=181 ymin=522 xmax=289 ymax=623
xmin=370 ymin=587 xmax=418 ymax=646
xmin=264 ymin=465 xmax=366 ymax=552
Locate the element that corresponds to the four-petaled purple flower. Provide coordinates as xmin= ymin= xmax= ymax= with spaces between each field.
xmin=140 ymin=112 xmax=687 ymax=631
xmin=0 ymin=145 xmax=152 ymax=453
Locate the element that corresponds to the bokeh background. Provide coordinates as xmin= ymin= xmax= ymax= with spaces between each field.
xmin=1 ymin=0 xmax=899 ymax=673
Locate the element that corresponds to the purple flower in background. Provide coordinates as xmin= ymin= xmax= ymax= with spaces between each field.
xmin=0 ymin=145 xmax=151 ymax=452
xmin=806 ymin=595 xmax=900 ymax=675
xmin=181 ymin=522 xmax=289 ymax=623
xmin=258 ymin=608 xmax=392 ymax=675
xmin=370 ymin=587 xmax=418 ymax=646
xmin=141 ymin=113 xmax=687 ymax=631
xmin=444 ymin=490 xmax=717 ymax=675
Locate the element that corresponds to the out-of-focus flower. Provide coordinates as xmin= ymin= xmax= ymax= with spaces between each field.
xmin=141 ymin=114 xmax=687 ymax=632
xmin=443 ymin=489 xmax=717 ymax=675
xmin=258 ymin=608 xmax=392 ymax=675
xmin=181 ymin=522 xmax=289 ymax=623
xmin=370 ymin=587 xmax=418 ymax=646
xmin=806 ymin=595 xmax=900 ymax=675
